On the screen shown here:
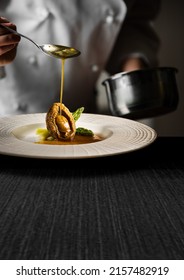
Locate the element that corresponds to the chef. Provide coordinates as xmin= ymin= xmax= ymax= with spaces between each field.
xmin=0 ymin=0 xmax=160 ymax=115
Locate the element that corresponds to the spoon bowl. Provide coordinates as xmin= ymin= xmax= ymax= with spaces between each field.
xmin=40 ymin=44 xmax=80 ymax=59
xmin=0 ymin=23 xmax=80 ymax=59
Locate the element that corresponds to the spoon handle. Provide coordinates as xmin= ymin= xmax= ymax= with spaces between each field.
xmin=0 ymin=23 xmax=40 ymax=49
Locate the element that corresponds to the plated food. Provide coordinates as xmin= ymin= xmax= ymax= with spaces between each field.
xmin=36 ymin=103 xmax=103 ymax=145
xmin=0 ymin=113 xmax=157 ymax=159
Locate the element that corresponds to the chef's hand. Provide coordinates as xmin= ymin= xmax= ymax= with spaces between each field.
xmin=0 ymin=17 xmax=21 ymax=66
xmin=122 ymin=57 xmax=146 ymax=72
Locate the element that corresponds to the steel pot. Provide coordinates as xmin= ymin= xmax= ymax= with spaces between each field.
xmin=102 ymin=67 xmax=179 ymax=119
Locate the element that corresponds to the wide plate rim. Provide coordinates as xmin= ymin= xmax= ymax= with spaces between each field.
xmin=0 ymin=113 xmax=157 ymax=159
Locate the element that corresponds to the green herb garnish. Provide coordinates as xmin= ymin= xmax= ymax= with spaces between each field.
xmin=72 ymin=107 xmax=84 ymax=121
xmin=76 ymin=127 xmax=94 ymax=136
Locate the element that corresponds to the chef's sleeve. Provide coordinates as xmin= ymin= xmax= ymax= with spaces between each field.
xmin=106 ymin=0 xmax=161 ymax=74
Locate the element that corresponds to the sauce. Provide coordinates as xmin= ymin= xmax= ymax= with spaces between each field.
xmin=36 ymin=134 xmax=103 ymax=145
xmin=60 ymin=58 xmax=65 ymax=105
xmin=41 ymin=44 xmax=80 ymax=59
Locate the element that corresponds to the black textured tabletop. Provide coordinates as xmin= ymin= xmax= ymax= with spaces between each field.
xmin=0 ymin=137 xmax=184 ymax=260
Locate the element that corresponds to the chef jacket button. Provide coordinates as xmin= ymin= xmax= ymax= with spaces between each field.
xmin=28 ymin=55 xmax=38 ymax=66
xmin=91 ymin=64 xmax=99 ymax=72
xmin=16 ymin=103 xmax=28 ymax=113
xmin=104 ymin=9 xmax=115 ymax=24
xmin=35 ymin=6 xmax=50 ymax=20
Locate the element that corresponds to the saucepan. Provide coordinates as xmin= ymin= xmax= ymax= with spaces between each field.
xmin=102 ymin=67 xmax=179 ymax=119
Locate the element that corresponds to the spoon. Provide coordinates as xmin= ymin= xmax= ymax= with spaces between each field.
xmin=0 ymin=23 xmax=81 ymax=59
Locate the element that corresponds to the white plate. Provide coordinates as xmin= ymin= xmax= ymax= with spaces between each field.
xmin=0 ymin=113 xmax=157 ymax=159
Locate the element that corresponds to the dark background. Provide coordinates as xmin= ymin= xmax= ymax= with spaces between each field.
xmin=154 ymin=0 xmax=184 ymax=136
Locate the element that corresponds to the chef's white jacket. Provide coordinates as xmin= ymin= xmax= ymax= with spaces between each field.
xmin=0 ymin=0 xmax=160 ymax=115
